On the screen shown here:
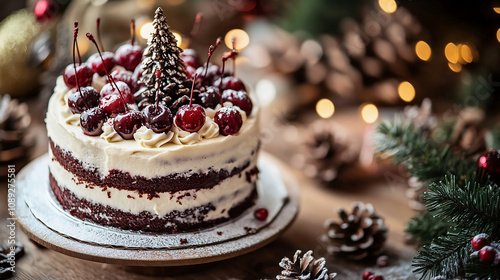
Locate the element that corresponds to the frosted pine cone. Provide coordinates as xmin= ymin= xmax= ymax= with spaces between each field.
xmin=322 ymin=202 xmax=387 ymax=260
xmin=277 ymin=250 xmax=336 ymax=280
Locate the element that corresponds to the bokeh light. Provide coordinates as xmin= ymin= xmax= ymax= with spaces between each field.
xmin=378 ymin=0 xmax=397 ymax=14
xmin=361 ymin=104 xmax=379 ymax=124
xmin=316 ymin=98 xmax=335 ymax=119
xmin=448 ymin=62 xmax=462 ymax=73
xmin=398 ymin=81 xmax=415 ymax=102
xmin=497 ymin=28 xmax=500 ymax=43
xmin=460 ymin=44 xmax=473 ymax=63
xmin=415 ymin=41 xmax=431 ymax=61
xmin=444 ymin=43 xmax=459 ymax=64
xmin=140 ymin=22 xmax=154 ymax=39
xmin=172 ymin=32 xmax=182 ymax=47
xmin=255 ymin=80 xmax=276 ymax=107
xmin=225 ymin=29 xmax=250 ymax=50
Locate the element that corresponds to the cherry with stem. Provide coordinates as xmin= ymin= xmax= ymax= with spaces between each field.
xmin=72 ymin=24 xmax=89 ymax=109
xmin=87 ymin=32 xmax=128 ymax=112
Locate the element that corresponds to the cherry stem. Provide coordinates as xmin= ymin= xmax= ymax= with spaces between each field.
xmin=72 ymin=25 xmax=89 ymax=108
xmin=187 ymin=12 xmax=203 ymax=48
xmin=202 ymin=37 xmax=222 ymax=78
xmin=155 ymin=69 xmax=161 ymax=109
xmin=87 ymin=32 xmax=128 ymax=112
xmin=189 ymin=73 xmax=198 ymax=108
xmin=96 ymin=18 xmax=104 ymax=51
xmin=231 ymin=36 xmax=237 ymax=76
xmin=74 ymin=22 xmax=82 ymax=65
xmin=219 ymin=59 xmax=225 ymax=107
xmin=131 ymin=19 xmax=136 ymax=46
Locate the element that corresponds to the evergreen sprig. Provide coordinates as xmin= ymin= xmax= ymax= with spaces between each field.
xmin=413 ymin=232 xmax=472 ymax=279
xmin=425 ymin=176 xmax=500 ymax=235
xmin=406 ymin=211 xmax=449 ymax=247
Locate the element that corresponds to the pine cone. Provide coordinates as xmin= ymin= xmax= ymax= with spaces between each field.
xmin=277 ymin=250 xmax=336 ymax=280
xmin=322 ymin=202 xmax=388 ymax=260
xmin=297 ymin=120 xmax=357 ymax=185
xmin=448 ymin=107 xmax=486 ymax=157
xmin=0 ymin=95 xmax=34 ymax=176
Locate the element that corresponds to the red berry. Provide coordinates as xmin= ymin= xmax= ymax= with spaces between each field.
xmin=99 ymin=94 xmax=127 ymax=117
xmin=222 ymin=89 xmax=253 ymax=117
xmin=196 ymin=64 xmax=220 ymax=86
xmin=478 ymin=150 xmax=500 ymax=185
xmin=68 ymin=86 xmax=99 ymax=114
xmin=219 ymin=76 xmax=246 ymax=92
xmin=113 ymin=111 xmax=143 ymax=140
xmin=63 ymin=63 xmax=93 ymax=88
xmin=143 ymin=104 xmax=173 ymax=133
xmin=181 ymin=49 xmax=201 ymax=68
xmin=376 ymin=255 xmax=389 ymax=267
xmin=175 ymin=104 xmax=206 ymax=132
xmin=214 ymin=106 xmax=243 ymax=136
xmin=133 ymin=63 xmax=144 ymax=86
xmin=362 ymin=271 xmax=374 ymax=280
xmin=472 ymin=233 xmax=491 ymax=251
xmin=100 ymin=81 xmax=134 ymax=104
xmin=254 ymin=208 xmax=268 ymax=221
xmin=88 ymin=52 xmax=117 ymax=76
xmin=34 ymin=0 xmax=58 ymax=23
xmin=115 ymin=44 xmax=143 ymax=71
xmin=80 ymin=107 xmax=106 ymax=136
xmin=111 ymin=70 xmax=138 ymax=92
xmin=197 ymin=86 xmax=221 ymax=109
xmin=479 ymin=246 xmax=497 ymax=263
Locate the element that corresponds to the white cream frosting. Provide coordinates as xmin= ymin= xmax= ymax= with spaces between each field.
xmin=46 ymin=76 xmax=260 ymax=178
xmin=49 ymin=152 xmax=256 ymax=219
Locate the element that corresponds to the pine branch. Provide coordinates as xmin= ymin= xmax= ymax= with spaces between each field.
xmin=425 ymin=176 xmax=500 ymax=235
xmin=413 ymin=232 xmax=472 ymax=279
xmin=406 ymin=211 xmax=449 ymax=247
xmin=465 ymin=261 xmax=500 ymax=279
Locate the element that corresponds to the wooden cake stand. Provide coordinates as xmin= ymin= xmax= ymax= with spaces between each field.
xmin=15 ymin=153 xmax=299 ymax=267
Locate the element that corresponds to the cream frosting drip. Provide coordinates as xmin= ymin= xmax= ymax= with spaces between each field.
xmin=134 ymin=126 xmax=174 ymax=148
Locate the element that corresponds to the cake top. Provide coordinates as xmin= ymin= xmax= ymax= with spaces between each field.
xmin=60 ymin=7 xmax=254 ymax=143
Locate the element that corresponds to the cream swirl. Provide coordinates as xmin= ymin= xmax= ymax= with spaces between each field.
xmin=171 ymin=125 xmax=202 ymax=145
xmin=100 ymin=122 xmax=123 ymax=143
xmin=198 ymin=116 xmax=219 ymax=139
xmin=133 ymin=126 xmax=174 ymax=148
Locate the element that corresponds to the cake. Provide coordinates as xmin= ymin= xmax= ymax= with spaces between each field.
xmin=46 ymin=8 xmax=260 ymax=233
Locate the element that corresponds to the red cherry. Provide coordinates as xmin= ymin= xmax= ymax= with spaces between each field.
xmin=80 ymin=107 xmax=106 ymax=136
xmin=214 ymin=106 xmax=243 ymax=136
xmin=99 ymin=94 xmax=127 ymax=117
xmin=362 ymin=271 xmax=374 ymax=280
xmin=479 ymin=246 xmax=497 ymax=263
xmin=133 ymin=63 xmax=144 ymax=86
xmin=111 ymin=70 xmax=138 ymax=92
xmin=197 ymin=86 xmax=221 ymax=109
xmin=175 ymin=104 xmax=206 ymax=132
xmin=100 ymin=81 xmax=134 ymax=104
xmin=181 ymin=49 xmax=201 ymax=68
xmin=113 ymin=111 xmax=143 ymax=140
xmin=143 ymin=104 xmax=173 ymax=133
xmin=254 ymin=208 xmax=268 ymax=221
xmin=115 ymin=44 xmax=143 ymax=71
xmin=63 ymin=63 xmax=93 ymax=88
xmin=68 ymin=86 xmax=99 ymax=114
xmin=88 ymin=52 xmax=117 ymax=76
xmin=219 ymin=76 xmax=246 ymax=91
xmin=196 ymin=64 xmax=221 ymax=86
xmin=472 ymin=233 xmax=491 ymax=251
xmin=222 ymin=89 xmax=253 ymax=116
xmin=185 ymin=65 xmax=197 ymax=79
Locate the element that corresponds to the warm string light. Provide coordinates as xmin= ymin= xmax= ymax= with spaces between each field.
xmin=497 ymin=28 xmax=500 ymax=43
xmin=224 ymin=29 xmax=249 ymax=50
xmin=316 ymin=98 xmax=335 ymax=119
xmin=140 ymin=22 xmax=154 ymax=39
xmin=444 ymin=42 xmax=477 ymax=72
xmin=494 ymin=7 xmax=500 ymax=14
xmin=361 ymin=104 xmax=379 ymax=124
xmin=398 ymin=81 xmax=415 ymax=102
xmin=415 ymin=41 xmax=431 ymax=61
xmin=378 ymin=0 xmax=397 ymax=14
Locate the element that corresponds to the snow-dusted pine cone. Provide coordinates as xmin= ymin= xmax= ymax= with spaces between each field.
xmin=322 ymin=202 xmax=388 ymax=260
xmin=277 ymin=250 xmax=336 ymax=280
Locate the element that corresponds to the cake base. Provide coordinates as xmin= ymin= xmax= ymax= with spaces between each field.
xmin=15 ymin=152 xmax=299 ymax=266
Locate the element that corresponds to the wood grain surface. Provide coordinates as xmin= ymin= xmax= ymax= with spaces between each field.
xmin=0 ymin=108 xmax=419 ymax=279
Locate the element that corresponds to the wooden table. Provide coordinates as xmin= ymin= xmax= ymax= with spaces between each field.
xmin=0 ymin=107 xmax=418 ymax=279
